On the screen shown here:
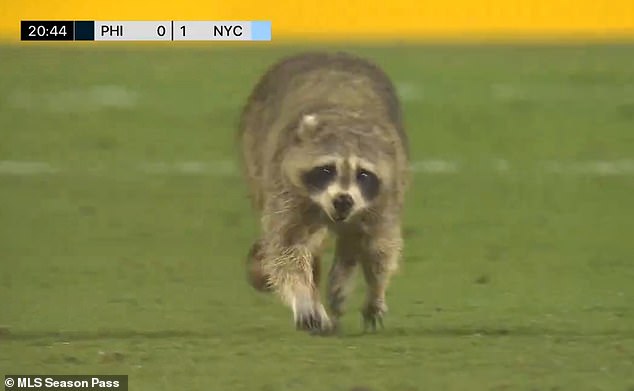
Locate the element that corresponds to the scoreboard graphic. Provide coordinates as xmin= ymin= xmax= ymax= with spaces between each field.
xmin=20 ymin=20 xmax=272 ymax=41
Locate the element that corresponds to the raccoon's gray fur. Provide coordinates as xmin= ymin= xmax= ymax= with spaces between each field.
xmin=238 ymin=51 xmax=410 ymax=334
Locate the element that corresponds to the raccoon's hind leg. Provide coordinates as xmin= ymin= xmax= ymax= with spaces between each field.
xmin=358 ymin=224 xmax=403 ymax=332
xmin=246 ymin=240 xmax=273 ymax=292
xmin=326 ymin=235 xmax=359 ymax=327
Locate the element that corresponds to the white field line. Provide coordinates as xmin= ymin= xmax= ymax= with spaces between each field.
xmin=6 ymin=85 xmax=138 ymax=113
xmin=0 ymin=161 xmax=59 ymax=175
xmin=543 ymin=160 xmax=634 ymax=175
xmin=395 ymin=81 xmax=634 ymax=102
xmin=7 ymin=81 xmax=634 ymax=114
xmin=2 ymin=159 xmax=634 ymax=176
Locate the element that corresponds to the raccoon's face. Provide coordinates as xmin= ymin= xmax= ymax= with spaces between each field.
xmin=301 ymin=155 xmax=381 ymax=223
xmin=282 ymin=113 xmax=396 ymax=223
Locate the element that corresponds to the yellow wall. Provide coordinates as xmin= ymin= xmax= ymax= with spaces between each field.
xmin=1 ymin=0 xmax=634 ymax=42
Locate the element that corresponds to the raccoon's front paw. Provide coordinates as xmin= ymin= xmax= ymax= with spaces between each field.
xmin=361 ymin=301 xmax=387 ymax=332
xmin=293 ymin=298 xmax=334 ymax=335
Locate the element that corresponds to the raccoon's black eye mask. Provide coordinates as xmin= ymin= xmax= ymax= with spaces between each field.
xmin=302 ymin=164 xmax=336 ymax=192
xmin=356 ymin=169 xmax=380 ymax=200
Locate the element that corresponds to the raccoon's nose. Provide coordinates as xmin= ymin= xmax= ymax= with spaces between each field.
xmin=333 ymin=194 xmax=354 ymax=215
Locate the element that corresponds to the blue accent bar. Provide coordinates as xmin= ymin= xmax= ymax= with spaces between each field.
xmin=251 ymin=21 xmax=271 ymax=41
xmin=74 ymin=21 xmax=94 ymax=40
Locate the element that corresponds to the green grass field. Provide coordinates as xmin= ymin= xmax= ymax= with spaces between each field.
xmin=1 ymin=43 xmax=633 ymax=391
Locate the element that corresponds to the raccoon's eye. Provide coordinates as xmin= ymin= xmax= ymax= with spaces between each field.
xmin=356 ymin=169 xmax=380 ymax=200
xmin=302 ymin=164 xmax=337 ymax=191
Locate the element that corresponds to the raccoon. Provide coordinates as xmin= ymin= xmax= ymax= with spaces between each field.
xmin=238 ymin=51 xmax=410 ymax=334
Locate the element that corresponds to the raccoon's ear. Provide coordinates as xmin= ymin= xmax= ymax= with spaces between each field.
xmin=297 ymin=114 xmax=319 ymax=139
